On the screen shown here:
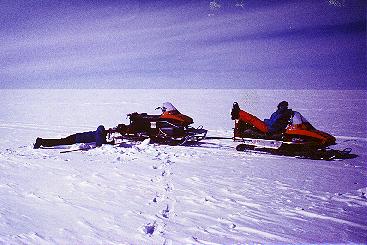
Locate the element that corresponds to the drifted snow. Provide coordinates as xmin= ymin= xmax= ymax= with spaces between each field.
xmin=0 ymin=89 xmax=366 ymax=244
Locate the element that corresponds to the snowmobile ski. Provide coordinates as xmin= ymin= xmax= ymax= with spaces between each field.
xmin=236 ymin=143 xmax=356 ymax=160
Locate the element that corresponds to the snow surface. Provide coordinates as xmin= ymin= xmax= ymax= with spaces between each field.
xmin=0 ymin=89 xmax=366 ymax=244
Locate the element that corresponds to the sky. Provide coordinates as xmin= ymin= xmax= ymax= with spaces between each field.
xmin=0 ymin=0 xmax=365 ymax=89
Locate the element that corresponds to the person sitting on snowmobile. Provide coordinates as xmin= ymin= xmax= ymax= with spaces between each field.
xmin=231 ymin=101 xmax=293 ymax=137
xmin=33 ymin=125 xmax=107 ymax=149
xmin=264 ymin=101 xmax=293 ymax=134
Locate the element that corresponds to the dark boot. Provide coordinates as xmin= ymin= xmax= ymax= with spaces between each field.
xmin=33 ymin=138 xmax=43 ymax=149
xmin=231 ymin=102 xmax=240 ymax=120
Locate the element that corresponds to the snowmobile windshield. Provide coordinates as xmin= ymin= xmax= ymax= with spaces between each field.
xmin=162 ymin=102 xmax=179 ymax=113
xmin=291 ymin=111 xmax=309 ymax=125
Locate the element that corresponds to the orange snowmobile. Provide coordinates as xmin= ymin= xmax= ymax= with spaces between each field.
xmin=230 ymin=102 xmax=354 ymax=160
xmin=108 ymin=102 xmax=207 ymax=145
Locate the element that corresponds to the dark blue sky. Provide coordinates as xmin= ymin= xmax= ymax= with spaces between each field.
xmin=0 ymin=0 xmax=365 ymax=89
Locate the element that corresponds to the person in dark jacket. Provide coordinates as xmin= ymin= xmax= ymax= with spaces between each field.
xmin=264 ymin=101 xmax=293 ymax=134
xmin=33 ymin=125 xmax=107 ymax=149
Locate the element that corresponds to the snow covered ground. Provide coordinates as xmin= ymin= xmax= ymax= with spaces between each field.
xmin=0 ymin=89 xmax=366 ymax=244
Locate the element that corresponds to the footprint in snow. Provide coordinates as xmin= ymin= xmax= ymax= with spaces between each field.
xmin=164 ymin=184 xmax=174 ymax=192
xmin=150 ymin=176 xmax=162 ymax=183
xmin=161 ymin=204 xmax=170 ymax=219
xmin=143 ymin=222 xmax=156 ymax=236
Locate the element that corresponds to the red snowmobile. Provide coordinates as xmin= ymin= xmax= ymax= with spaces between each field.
xmin=231 ymin=102 xmax=353 ymax=160
xmin=108 ymin=102 xmax=207 ymax=145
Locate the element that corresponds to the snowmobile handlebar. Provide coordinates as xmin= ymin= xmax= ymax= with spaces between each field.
xmin=155 ymin=106 xmax=167 ymax=112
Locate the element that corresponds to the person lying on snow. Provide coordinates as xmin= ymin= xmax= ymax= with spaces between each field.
xmin=33 ymin=125 xmax=107 ymax=149
xmin=231 ymin=101 xmax=293 ymax=137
